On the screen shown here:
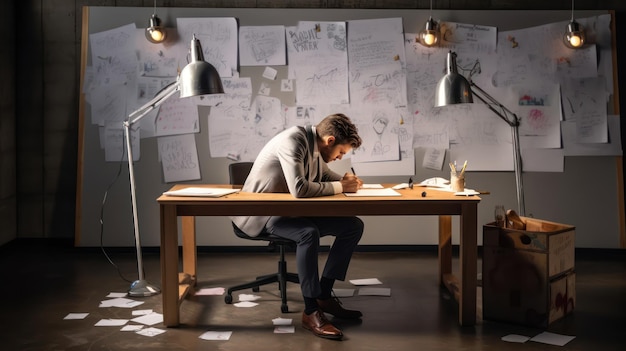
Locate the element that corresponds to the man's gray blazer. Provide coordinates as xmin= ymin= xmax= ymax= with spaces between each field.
xmin=230 ymin=125 xmax=342 ymax=236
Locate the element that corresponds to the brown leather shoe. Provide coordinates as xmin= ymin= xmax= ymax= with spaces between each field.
xmin=317 ymin=297 xmax=363 ymax=319
xmin=302 ymin=310 xmax=343 ymax=340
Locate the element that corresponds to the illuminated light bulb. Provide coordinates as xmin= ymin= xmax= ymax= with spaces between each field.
xmin=145 ymin=14 xmax=167 ymax=44
xmin=569 ymin=35 xmax=581 ymax=48
xmin=423 ymin=33 xmax=436 ymax=46
xmin=150 ymin=29 xmax=165 ymax=42
xmin=418 ymin=17 xmax=440 ymax=48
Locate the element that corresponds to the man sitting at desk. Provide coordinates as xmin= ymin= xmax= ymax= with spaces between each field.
xmin=231 ymin=113 xmax=364 ymax=340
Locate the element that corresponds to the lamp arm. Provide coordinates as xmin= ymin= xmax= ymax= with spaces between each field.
xmin=469 ymin=82 xmax=520 ymax=128
xmin=126 ymin=80 xmax=180 ymax=126
xmin=469 ymin=81 xmax=526 ymax=216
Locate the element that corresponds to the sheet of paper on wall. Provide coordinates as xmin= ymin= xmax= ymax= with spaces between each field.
xmin=157 ymin=134 xmax=201 ymax=183
xmin=563 ymin=116 xmax=622 ymax=156
xmin=423 ymin=147 xmax=446 ymax=170
xmin=155 ymin=97 xmax=200 ymax=137
xmin=239 ymin=25 xmax=286 ymax=66
xmin=163 ymin=188 xmax=240 ymax=197
xmin=286 ymin=21 xmax=350 ymax=105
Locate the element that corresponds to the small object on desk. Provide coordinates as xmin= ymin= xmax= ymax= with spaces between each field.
xmin=391 ymin=183 xmax=409 ymax=190
xmin=450 ymin=163 xmax=465 ymax=192
xmin=421 ymin=191 xmax=427 ymax=197
xmin=419 ymin=177 xmax=449 ymax=187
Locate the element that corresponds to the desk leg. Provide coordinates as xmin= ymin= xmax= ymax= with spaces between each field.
xmin=160 ymin=204 xmax=180 ymax=327
xmin=438 ymin=215 xmax=452 ymax=287
xmin=459 ymin=203 xmax=478 ymax=326
xmin=181 ymin=216 xmax=197 ymax=287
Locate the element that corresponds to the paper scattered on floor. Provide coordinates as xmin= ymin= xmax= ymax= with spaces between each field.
xmin=99 ymin=297 xmax=144 ymax=308
xmin=530 ymin=332 xmax=576 ymax=346
xmin=358 ymin=287 xmax=391 ymax=296
xmin=63 ymin=313 xmax=89 ymax=320
xmin=274 ymin=326 xmax=295 ymax=333
xmin=238 ymin=293 xmax=261 ymax=301
xmin=95 ymin=318 xmax=128 ymax=326
xmin=501 ymin=334 xmax=531 ymax=343
xmin=132 ymin=309 xmax=153 ymax=316
xmin=106 ymin=292 xmax=128 ymax=298
xmin=199 ymin=331 xmax=233 ymax=340
xmin=234 ymin=301 xmax=259 ymax=307
xmin=332 ymin=288 xmax=355 ymax=297
xmin=195 ymin=287 xmax=225 ymax=296
xmin=349 ymin=278 xmax=382 ymax=285
xmin=120 ymin=324 xmax=144 ymax=332
xmin=272 ymin=317 xmax=292 ymax=326
xmin=131 ymin=312 xmax=163 ymax=326
xmin=136 ymin=327 xmax=166 ymax=337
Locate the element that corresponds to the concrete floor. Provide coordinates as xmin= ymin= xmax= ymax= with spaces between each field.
xmin=1 ymin=240 xmax=624 ymax=351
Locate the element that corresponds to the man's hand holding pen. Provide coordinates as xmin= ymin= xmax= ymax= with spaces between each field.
xmin=341 ymin=168 xmax=362 ymax=193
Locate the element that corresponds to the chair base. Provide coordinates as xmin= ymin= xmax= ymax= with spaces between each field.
xmin=225 ymin=258 xmax=299 ymax=313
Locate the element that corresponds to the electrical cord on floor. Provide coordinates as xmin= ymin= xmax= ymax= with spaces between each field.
xmin=99 ymin=137 xmax=136 ymax=284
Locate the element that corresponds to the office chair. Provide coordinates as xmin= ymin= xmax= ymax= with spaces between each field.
xmin=224 ymin=162 xmax=300 ymax=313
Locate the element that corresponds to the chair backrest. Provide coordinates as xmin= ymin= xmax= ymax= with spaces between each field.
xmin=229 ymin=162 xmax=254 ymax=186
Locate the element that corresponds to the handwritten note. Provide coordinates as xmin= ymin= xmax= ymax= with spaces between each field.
xmin=158 ymin=134 xmax=201 ymax=183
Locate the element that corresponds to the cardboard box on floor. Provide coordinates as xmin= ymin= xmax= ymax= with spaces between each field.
xmin=482 ymin=217 xmax=575 ymax=327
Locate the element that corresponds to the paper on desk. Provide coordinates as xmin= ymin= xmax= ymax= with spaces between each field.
xmin=530 ymin=332 xmax=576 ymax=346
xmin=361 ymin=183 xmax=384 ymax=188
xmin=454 ymin=189 xmax=480 ymax=196
xmin=163 ymin=187 xmax=240 ymax=197
xmin=344 ymin=188 xmax=401 ymax=197
xmin=349 ymin=278 xmax=382 ymax=285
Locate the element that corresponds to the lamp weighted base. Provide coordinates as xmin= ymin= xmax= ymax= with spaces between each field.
xmin=128 ymin=279 xmax=161 ymax=297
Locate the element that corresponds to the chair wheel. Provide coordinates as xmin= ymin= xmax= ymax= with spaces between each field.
xmin=252 ymin=286 xmax=260 ymax=292
xmin=225 ymin=294 xmax=233 ymax=304
xmin=281 ymin=304 xmax=288 ymax=313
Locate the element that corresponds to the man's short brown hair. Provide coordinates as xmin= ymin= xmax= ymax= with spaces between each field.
xmin=316 ymin=114 xmax=362 ymax=149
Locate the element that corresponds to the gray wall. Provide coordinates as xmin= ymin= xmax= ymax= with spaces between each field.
xmin=5 ymin=1 xmax=626 ymax=248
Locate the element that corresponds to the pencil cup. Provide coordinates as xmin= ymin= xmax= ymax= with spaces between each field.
xmin=450 ymin=172 xmax=465 ymax=192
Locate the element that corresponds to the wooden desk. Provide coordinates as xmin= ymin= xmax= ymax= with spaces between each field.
xmin=157 ymin=184 xmax=480 ymax=327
